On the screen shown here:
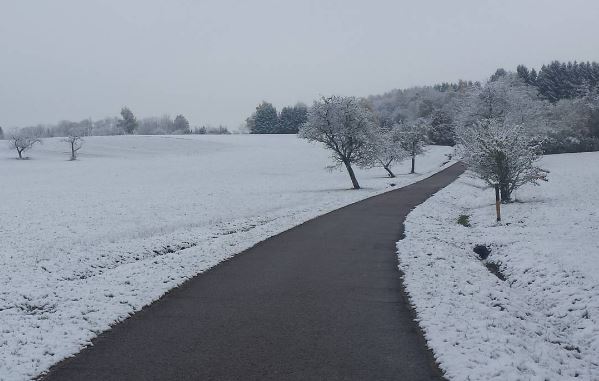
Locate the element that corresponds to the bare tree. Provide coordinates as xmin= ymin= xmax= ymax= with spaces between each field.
xmin=299 ymin=95 xmax=378 ymax=189
xmin=63 ymin=135 xmax=84 ymax=160
xmin=8 ymin=136 xmax=41 ymax=159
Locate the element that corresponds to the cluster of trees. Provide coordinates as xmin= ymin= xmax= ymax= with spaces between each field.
xmin=3 ymin=108 xmax=232 ymax=141
xmin=246 ymin=102 xmax=308 ymax=134
xmin=3 ymin=107 xmax=229 ymax=160
xmin=299 ymin=96 xmax=428 ymax=189
xmin=368 ymin=61 xmax=599 ymax=155
xmin=192 ymin=125 xmax=231 ymax=135
xmin=518 ymin=61 xmax=599 ymax=102
xmin=303 ymin=62 xmax=596 ymax=202
xmin=300 ymin=82 xmax=550 ymax=213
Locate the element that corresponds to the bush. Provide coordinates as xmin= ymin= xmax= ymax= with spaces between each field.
xmin=457 ymin=214 xmax=471 ymax=227
xmin=541 ymin=131 xmax=599 ymax=154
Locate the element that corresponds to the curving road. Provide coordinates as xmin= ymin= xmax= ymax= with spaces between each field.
xmin=42 ymin=163 xmax=464 ymax=381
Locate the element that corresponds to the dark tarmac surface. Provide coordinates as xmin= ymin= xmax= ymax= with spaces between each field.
xmin=42 ymin=163 xmax=464 ymax=381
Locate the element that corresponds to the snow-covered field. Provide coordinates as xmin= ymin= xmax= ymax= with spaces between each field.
xmin=397 ymin=152 xmax=599 ymax=380
xmin=0 ymin=134 xmax=452 ymax=380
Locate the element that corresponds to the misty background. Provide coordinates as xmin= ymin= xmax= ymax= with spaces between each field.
xmin=1 ymin=0 xmax=599 ymax=130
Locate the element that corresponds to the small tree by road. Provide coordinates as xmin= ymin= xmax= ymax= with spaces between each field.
xmin=397 ymin=119 xmax=428 ymax=174
xmin=457 ymin=119 xmax=548 ymax=203
xmin=299 ymin=95 xmax=378 ymax=189
xmin=366 ymin=125 xmax=408 ymax=178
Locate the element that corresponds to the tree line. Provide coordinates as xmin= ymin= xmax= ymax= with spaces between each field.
xmin=2 ymin=107 xmax=231 ymax=160
xmin=368 ymin=60 xmax=599 ymax=154
xmin=245 ymin=102 xmax=308 ymax=134
xmin=299 ymin=60 xmax=598 ymax=209
xmin=1 ymin=107 xmax=231 ymax=141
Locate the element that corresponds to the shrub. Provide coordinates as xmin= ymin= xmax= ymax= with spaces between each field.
xmin=457 ymin=214 xmax=471 ymax=227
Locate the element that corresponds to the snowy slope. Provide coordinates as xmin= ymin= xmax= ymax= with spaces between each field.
xmin=0 ymin=135 xmax=453 ymax=380
xmin=397 ymin=152 xmax=599 ymax=380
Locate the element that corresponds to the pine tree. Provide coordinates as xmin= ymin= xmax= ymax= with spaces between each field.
xmin=517 ymin=65 xmax=530 ymax=84
xmin=250 ymin=102 xmax=279 ymax=134
xmin=529 ymin=68 xmax=538 ymax=84
xmin=279 ymin=103 xmax=308 ymax=134
xmin=490 ymin=68 xmax=507 ymax=82
xmin=279 ymin=106 xmax=295 ymax=134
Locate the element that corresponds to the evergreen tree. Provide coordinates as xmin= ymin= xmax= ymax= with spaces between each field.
xmin=490 ymin=68 xmax=507 ymax=82
xmin=529 ymin=68 xmax=538 ymax=84
xmin=173 ymin=114 xmax=191 ymax=134
xmin=249 ymin=102 xmax=279 ymax=134
xmin=118 ymin=107 xmax=138 ymax=134
xmin=279 ymin=103 xmax=308 ymax=134
xmin=279 ymin=106 xmax=295 ymax=134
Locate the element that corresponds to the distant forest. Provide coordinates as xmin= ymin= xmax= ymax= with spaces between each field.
xmin=3 ymin=60 xmax=598 ymax=154
xmin=365 ymin=60 xmax=599 ymax=153
xmin=247 ymin=60 xmax=599 ymax=153
xmin=1 ymin=108 xmax=231 ymax=139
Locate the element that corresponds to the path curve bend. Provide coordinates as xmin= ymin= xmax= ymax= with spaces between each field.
xmin=42 ymin=163 xmax=465 ymax=381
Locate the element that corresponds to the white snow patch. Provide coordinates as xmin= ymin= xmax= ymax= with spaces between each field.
xmin=0 ymin=134 xmax=453 ymax=380
xmin=397 ymin=152 xmax=599 ymax=380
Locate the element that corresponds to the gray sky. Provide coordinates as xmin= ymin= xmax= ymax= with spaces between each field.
xmin=1 ymin=0 xmax=599 ymax=130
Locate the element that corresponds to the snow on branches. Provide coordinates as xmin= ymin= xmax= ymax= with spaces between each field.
xmin=299 ymin=95 xmax=378 ymax=189
xmin=8 ymin=136 xmax=41 ymax=159
xmin=62 ymin=136 xmax=84 ymax=160
xmin=396 ymin=119 xmax=429 ymax=174
xmin=457 ymin=119 xmax=548 ymax=202
xmin=363 ymin=124 xmax=409 ymax=178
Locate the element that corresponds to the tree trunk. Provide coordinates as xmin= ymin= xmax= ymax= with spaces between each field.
xmin=499 ymin=183 xmax=511 ymax=203
xmin=384 ymin=166 xmax=395 ymax=178
xmin=343 ymin=160 xmax=360 ymax=189
xmin=71 ymin=142 xmax=76 ymax=160
xmin=495 ymin=184 xmax=501 ymax=222
xmin=410 ymin=142 xmax=416 ymax=174
xmin=17 ymin=149 xmax=23 ymax=159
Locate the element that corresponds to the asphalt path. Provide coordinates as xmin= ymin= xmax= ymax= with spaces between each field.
xmin=42 ymin=163 xmax=464 ymax=381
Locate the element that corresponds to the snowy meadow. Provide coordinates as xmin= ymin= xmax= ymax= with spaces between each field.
xmin=0 ymin=135 xmax=452 ymax=380
xmin=397 ymin=152 xmax=599 ymax=380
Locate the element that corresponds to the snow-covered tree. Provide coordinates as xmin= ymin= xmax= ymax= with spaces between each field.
xmin=365 ymin=125 xmax=408 ymax=178
xmin=458 ymin=74 xmax=549 ymax=136
xmin=299 ymin=95 xmax=378 ymax=189
xmin=118 ymin=107 xmax=138 ymax=134
xmin=457 ymin=119 xmax=548 ymax=202
xmin=396 ymin=119 xmax=428 ymax=174
xmin=8 ymin=136 xmax=41 ymax=159
xmin=63 ymin=135 xmax=84 ymax=160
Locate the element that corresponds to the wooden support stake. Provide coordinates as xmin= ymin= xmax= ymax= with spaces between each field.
xmin=495 ymin=184 xmax=501 ymax=222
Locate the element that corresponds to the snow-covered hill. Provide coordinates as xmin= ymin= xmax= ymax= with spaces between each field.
xmin=397 ymin=152 xmax=599 ymax=380
xmin=0 ymin=134 xmax=453 ymax=380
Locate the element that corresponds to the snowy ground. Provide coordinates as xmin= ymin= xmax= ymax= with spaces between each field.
xmin=397 ymin=152 xmax=599 ymax=380
xmin=0 ymin=135 xmax=453 ymax=380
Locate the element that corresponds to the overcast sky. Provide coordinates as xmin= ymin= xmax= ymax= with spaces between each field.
xmin=1 ymin=0 xmax=599 ymax=130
